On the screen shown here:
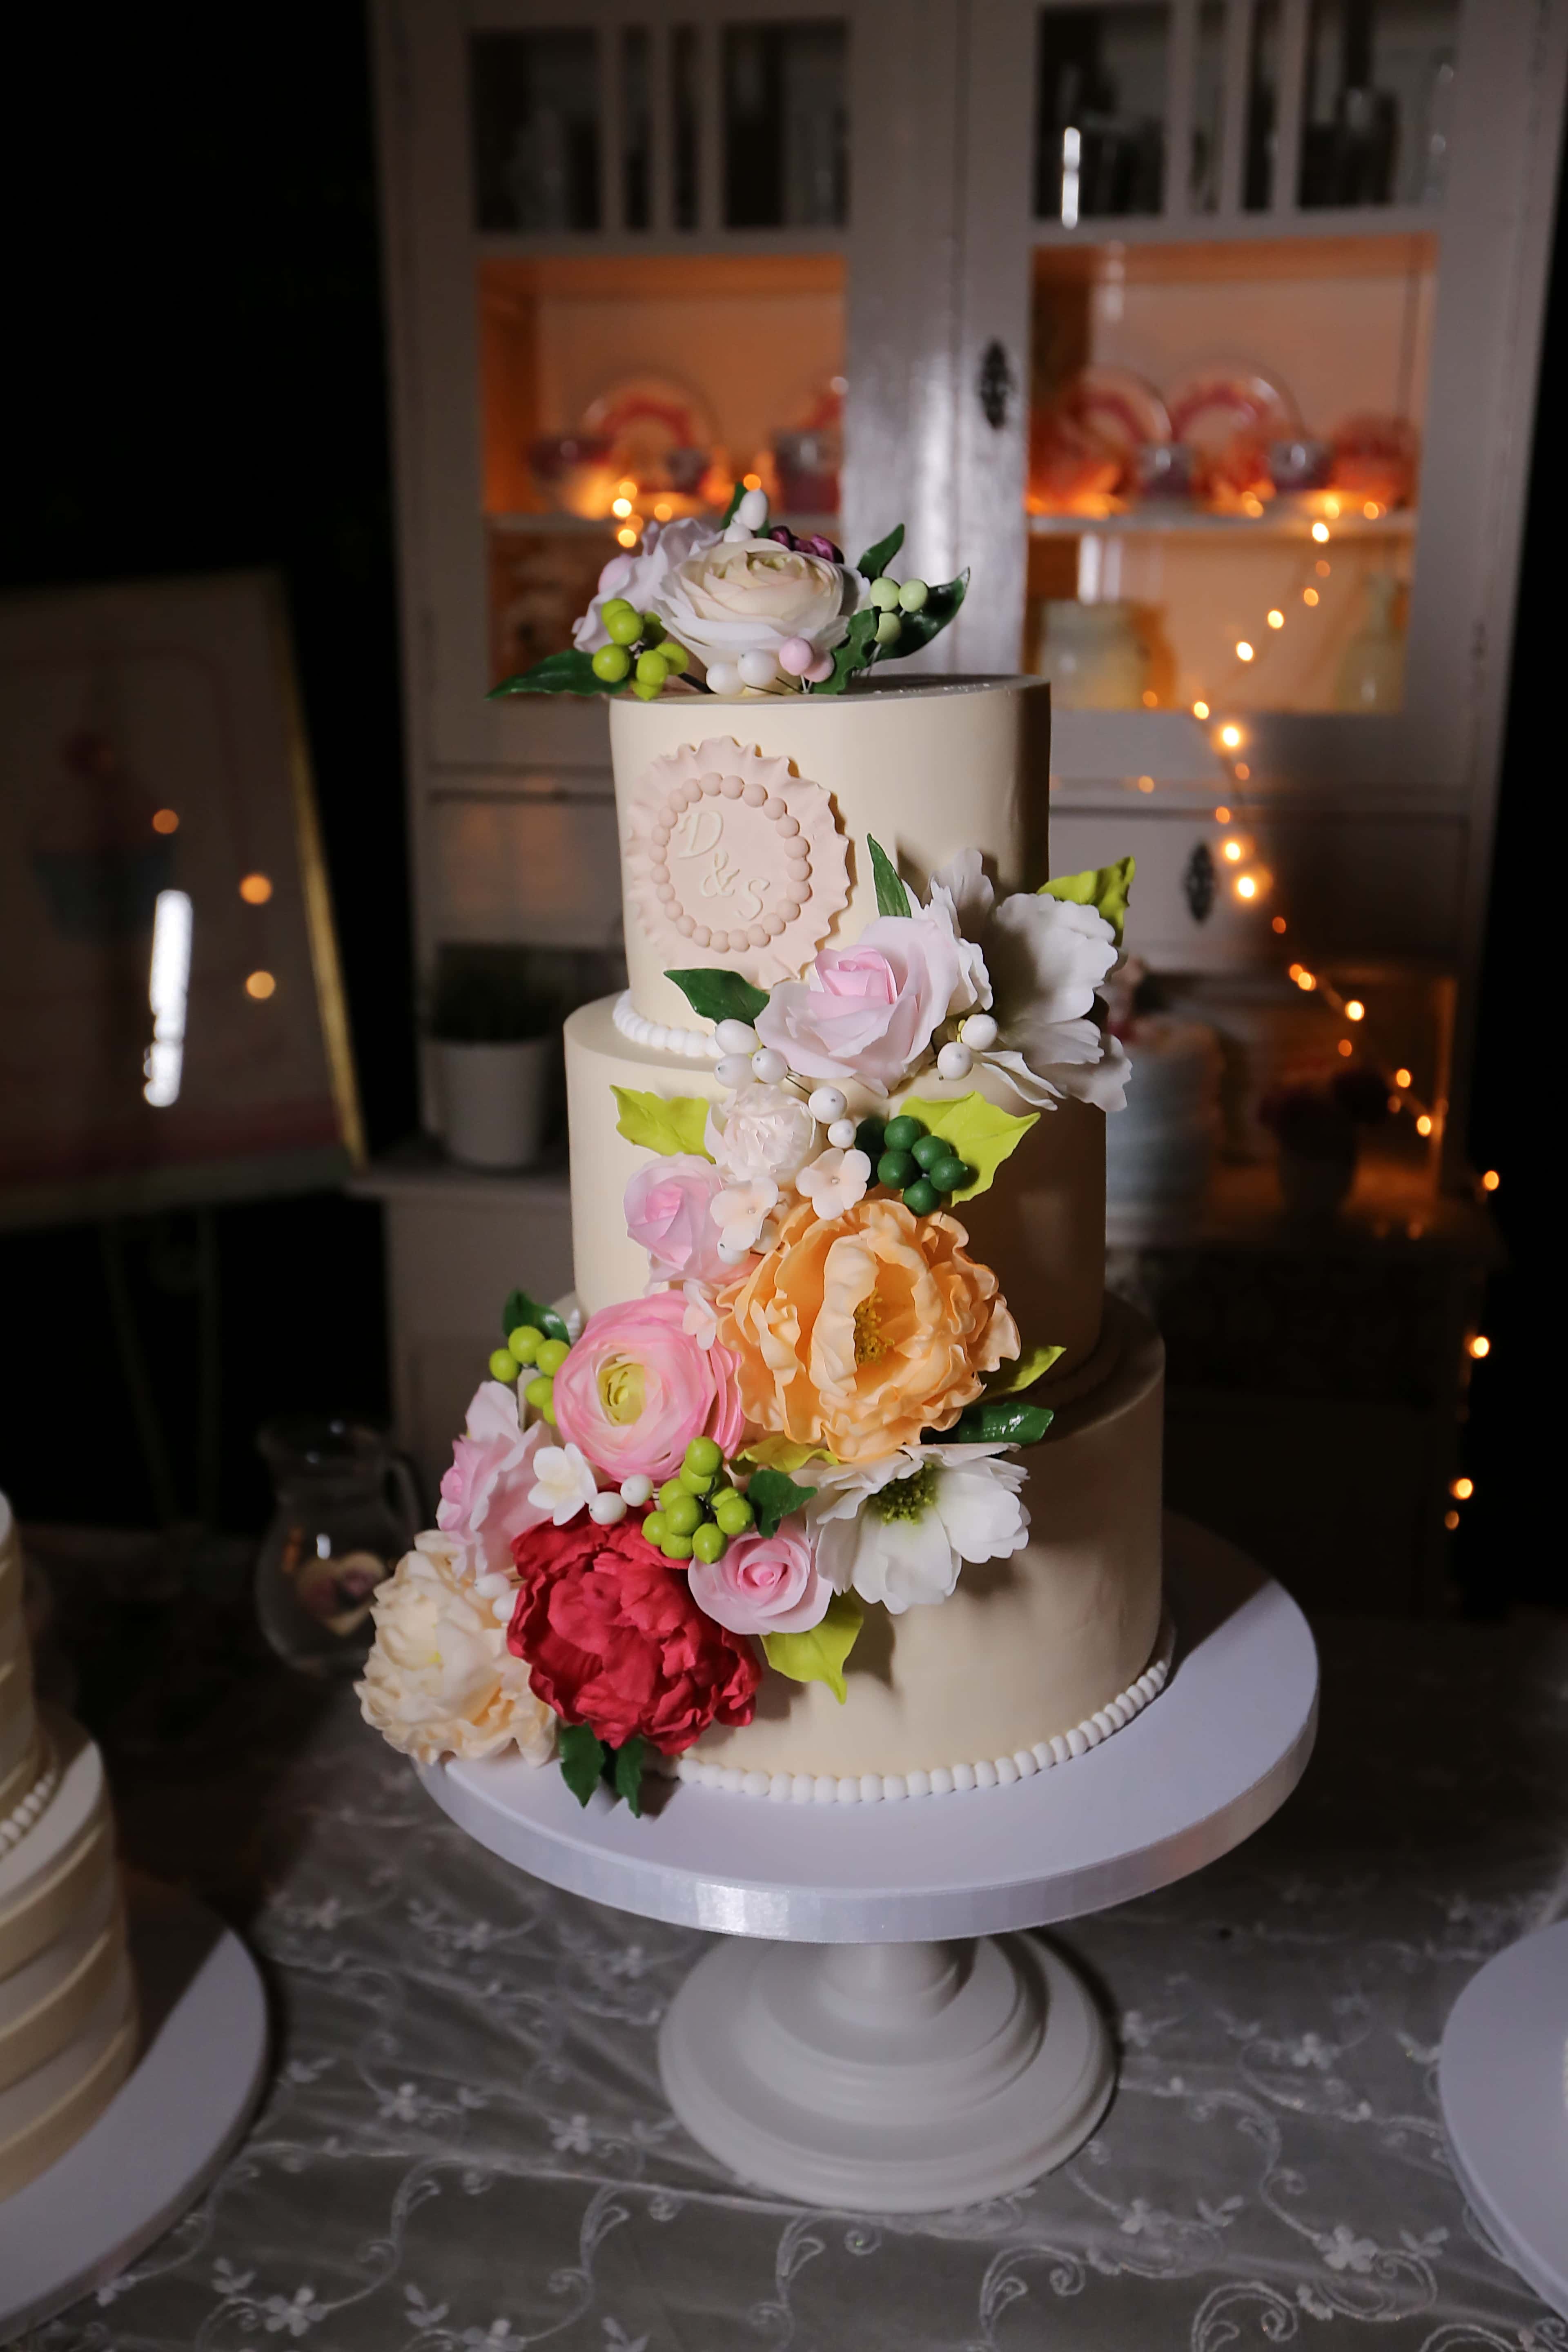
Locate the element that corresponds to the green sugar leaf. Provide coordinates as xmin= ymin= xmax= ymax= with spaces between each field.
xmin=500 ymin=1287 xmax=571 ymax=1346
xmin=611 ymin=1735 xmax=647 ymax=1817
xmin=665 ymin=967 xmax=770 ymax=1027
xmin=739 ymin=1435 xmax=833 ymax=1475
xmin=856 ymin=523 xmax=905 ymax=582
xmin=489 ymin=648 xmax=618 ymax=699
xmin=558 ymin=1723 xmax=606 ymax=1807
xmin=720 ymin=479 xmax=747 ymax=527
xmin=986 ymin=1342 xmax=1065 ymax=1396
xmin=764 ymin=1591 xmax=864 ymax=1704
xmin=819 ymin=605 xmax=878 ymax=695
xmin=870 ymin=567 xmax=969 ymax=663
xmin=745 ymin=1467 xmax=819 ymax=1541
xmin=931 ymin=1399 xmax=1055 ymax=1447
xmin=898 ymin=1091 xmax=1038 ymax=1202
xmin=866 ymin=835 xmax=915 ymax=918
xmin=611 ymin=1087 xmax=713 ymax=1160
xmin=1040 ymin=853 xmax=1136 ymax=947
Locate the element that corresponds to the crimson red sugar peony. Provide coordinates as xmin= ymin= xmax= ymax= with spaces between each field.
xmin=508 ymin=1511 xmax=760 ymax=1753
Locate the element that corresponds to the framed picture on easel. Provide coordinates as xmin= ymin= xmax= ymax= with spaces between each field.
xmin=0 ymin=567 xmax=363 ymax=1231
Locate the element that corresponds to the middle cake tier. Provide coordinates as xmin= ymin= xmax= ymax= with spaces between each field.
xmin=565 ymin=994 xmax=1109 ymax=1383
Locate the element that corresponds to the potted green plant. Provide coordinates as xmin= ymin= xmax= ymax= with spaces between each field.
xmin=428 ymin=956 xmax=557 ymax=1171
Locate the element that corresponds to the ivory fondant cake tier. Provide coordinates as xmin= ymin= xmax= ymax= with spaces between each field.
xmin=361 ymin=497 xmax=1160 ymax=1815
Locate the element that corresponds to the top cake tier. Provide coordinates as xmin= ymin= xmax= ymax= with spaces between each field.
xmin=610 ymin=677 xmax=1051 ymax=1032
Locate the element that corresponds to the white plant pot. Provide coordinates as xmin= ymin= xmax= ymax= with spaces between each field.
xmin=434 ymin=1038 xmax=551 ymax=1171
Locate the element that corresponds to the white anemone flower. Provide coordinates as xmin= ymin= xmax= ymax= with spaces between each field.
xmin=808 ymin=1444 xmax=1030 ymax=1615
xmin=795 ymin=1146 xmax=872 ymax=1220
xmin=932 ymin=850 xmax=1125 ymax=1110
xmin=715 ymin=1177 xmax=779 ymax=1253
xmin=527 ymin=1441 xmax=599 ymax=1528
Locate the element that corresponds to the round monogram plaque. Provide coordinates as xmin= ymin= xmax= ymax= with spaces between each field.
xmin=624 ymin=737 xmax=850 ymax=986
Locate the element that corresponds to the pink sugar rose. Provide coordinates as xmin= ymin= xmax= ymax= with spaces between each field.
xmin=754 ymin=912 xmax=969 ymax=1096
xmin=551 ymin=1292 xmax=745 ymax=1486
xmin=687 ymin=1522 xmax=830 ymax=1638
xmin=437 ymin=1380 xmax=552 ymax=1578
xmin=624 ymin=1154 xmax=732 ymax=1285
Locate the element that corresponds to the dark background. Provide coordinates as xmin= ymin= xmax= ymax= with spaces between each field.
xmin=0 ymin=11 xmax=1551 ymax=1603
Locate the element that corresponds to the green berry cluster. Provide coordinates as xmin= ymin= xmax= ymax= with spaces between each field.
xmin=866 ymin=572 xmax=931 ymax=647
xmin=590 ymin=600 xmax=691 ymax=700
xmin=854 ymin=1113 xmax=973 ymax=1216
xmin=490 ymin=1324 xmax=571 ymax=1423
xmin=642 ymin=1436 xmax=755 ymax=1564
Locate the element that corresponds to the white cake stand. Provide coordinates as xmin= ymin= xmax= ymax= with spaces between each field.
xmin=0 ymin=1875 xmax=269 ymax=2345
xmin=1439 ymin=1919 xmax=1568 ymax=2320
xmin=421 ymin=1515 xmax=1317 ymax=2210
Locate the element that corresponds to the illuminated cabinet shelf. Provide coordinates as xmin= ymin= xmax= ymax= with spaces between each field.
xmin=1028 ymin=506 xmax=1416 ymax=539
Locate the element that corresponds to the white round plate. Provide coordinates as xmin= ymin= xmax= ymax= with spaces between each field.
xmin=0 ymin=1876 xmax=269 ymax=2345
xmin=1439 ymin=1919 xmax=1568 ymax=2320
xmin=420 ymin=1515 xmax=1319 ymax=1944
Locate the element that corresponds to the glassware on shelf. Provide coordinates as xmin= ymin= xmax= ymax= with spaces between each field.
xmin=1034 ymin=6 xmax=1170 ymax=223
xmin=1134 ymin=441 xmax=1197 ymax=500
xmin=1267 ymin=437 xmax=1334 ymax=493
xmin=1036 ymin=600 xmax=1149 ymax=708
xmin=470 ymin=29 xmax=601 ymax=233
xmin=724 ymin=21 xmax=849 ymax=229
xmin=1298 ymin=0 xmax=1460 ymax=211
xmin=1334 ymin=573 xmax=1405 ymax=712
xmin=255 ymin=1419 xmax=421 ymax=1677
xmin=1329 ymin=414 xmax=1419 ymax=509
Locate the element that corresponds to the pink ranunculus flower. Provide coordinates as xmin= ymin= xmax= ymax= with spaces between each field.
xmin=551 ymin=1292 xmax=745 ymax=1486
xmin=687 ymin=1522 xmax=830 ymax=1637
xmin=624 ymin=1154 xmax=732 ymax=1285
xmin=754 ymin=912 xmax=969 ymax=1096
xmin=437 ymin=1380 xmax=553 ymax=1579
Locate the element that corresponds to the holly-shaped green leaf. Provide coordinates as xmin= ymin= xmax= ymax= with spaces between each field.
xmin=665 ymin=968 xmax=770 ymax=1027
xmin=611 ymin=1087 xmax=713 ymax=1160
xmin=818 ymin=605 xmax=878 ymax=695
xmin=986 ymin=1342 xmax=1064 ymax=1396
xmin=745 ymin=1468 xmax=819 ymax=1540
xmin=558 ymin=1723 xmax=606 ymax=1806
xmin=501 ymin=1287 xmax=572 ymax=1346
xmin=866 ymin=835 xmax=915 ymax=918
xmin=1040 ymin=854 xmax=1136 ymax=947
xmin=856 ymin=523 xmax=905 ymax=581
xmin=930 ymin=1399 xmax=1055 ymax=1446
xmin=612 ymin=1735 xmax=647 ymax=1817
xmin=763 ymin=1591 xmax=864 ymax=1704
xmin=490 ymin=648 xmax=619 ymax=700
xmin=869 ymin=568 xmax=969 ymax=663
xmin=898 ymin=1092 xmax=1038 ymax=1203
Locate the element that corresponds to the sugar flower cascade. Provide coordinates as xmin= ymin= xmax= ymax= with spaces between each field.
xmin=361 ymin=813 xmax=1137 ymax=1813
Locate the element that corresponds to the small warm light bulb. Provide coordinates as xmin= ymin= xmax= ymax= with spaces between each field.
xmin=1137 ymin=775 xmax=1155 ymax=793
xmin=1387 ymin=1093 xmax=1402 ymax=1112
xmin=1214 ymin=806 xmax=1231 ymax=824
xmin=1287 ymin=962 xmax=1303 ymax=979
xmin=653 ymin=501 xmax=673 ymax=521
xmin=616 ymin=477 xmax=637 ymax=499
xmin=1223 ymin=838 xmax=1243 ymax=862
xmin=1416 ymin=1113 xmax=1434 ymax=1136
xmin=1312 ymin=521 xmax=1330 ymax=543
xmin=1481 ymin=1169 xmax=1500 ymax=1192
xmin=1241 ymin=492 xmax=1263 ymax=515
xmin=1234 ymin=762 xmax=1251 ymax=780
xmin=1272 ymin=915 xmax=1287 ymax=934
xmin=1443 ymin=1508 xmax=1460 ymax=1530
xmin=1337 ymin=1037 xmax=1354 ymax=1057
xmin=1395 ymin=1067 xmax=1412 ymax=1089
xmin=152 ymin=808 xmax=179 ymax=834
xmin=1315 ymin=558 xmax=1331 ymax=576
xmin=1192 ymin=700 xmax=1210 ymax=720
xmin=1141 ymin=688 xmax=1158 ymax=707
xmin=1267 ymin=609 xmax=1284 ymax=629
xmin=1345 ymin=1000 xmax=1365 ymax=1021
xmin=1363 ymin=500 xmax=1380 ymax=519
xmin=1219 ymin=723 xmax=1243 ymax=749
xmin=239 ymin=872 xmax=273 ymax=905
xmin=1303 ymin=587 xmax=1319 ymax=606
xmin=1468 ymin=1334 xmax=1491 ymax=1359
xmin=1450 ymin=1477 xmax=1474 ymax=1500
xmin=1236 ymin=874 xmax=1257 ymax=900
xmin=611 ymin=496 xmax=633 ymax=518
xmin=245 ymin=970 xmax=276 ymax=1000
xmin=1296 ymin=971 xmax=1316 ymax=991
xmin=742 ymin=472 xmax=762 ymax=491
xmin=1325 ymin=496 xmax=1341 ymax=519
xmin=616 ymin=525 xmax=638 ymax=548
xmin=1236 ymin=640 xmax=1255 ymax=662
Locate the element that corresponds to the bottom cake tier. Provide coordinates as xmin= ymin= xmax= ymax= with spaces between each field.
xmin=682 ymin=1300 xmax=1165 ymax=1796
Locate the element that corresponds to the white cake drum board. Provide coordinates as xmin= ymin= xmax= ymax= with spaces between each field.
xmin=420 ymin=1517 xmax=1319 ymax=2211
xmin=1439 ymin=1919 xmax=1568 ymax=2321
xmin=0 ymin=1876 xmax=269 ymax=2345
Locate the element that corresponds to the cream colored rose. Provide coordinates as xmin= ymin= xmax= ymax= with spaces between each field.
xmin=652 ymin=537 xmax=862 ymax=669
xmin=357 ymin=1532 xmax=554 ymax=1766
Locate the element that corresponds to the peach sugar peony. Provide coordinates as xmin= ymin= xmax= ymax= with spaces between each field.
xmin=716 ymin=1198 xmax=1019 ymax=1463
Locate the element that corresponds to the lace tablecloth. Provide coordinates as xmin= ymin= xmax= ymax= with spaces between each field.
xmin=22 ymin=1602 xmax=1568 ymax=2352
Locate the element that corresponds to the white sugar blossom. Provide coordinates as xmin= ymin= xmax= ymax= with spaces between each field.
xmin=357 ymin=1532 xmax=554 ymax=1766
xmin=707 ymin=1081 xmax=820 ymax=1186
xmin=796 ymin=1146 xmax=872 ymax=1220
xmin=808 ymin=1444 xmax=1030 ymax=1614
xmin=527 ymin=1441 xmax=599 ymax=1527
xmin=679 ymin=1281 xmax=719 ymax=1348
xmin=572 ymin=517 xmax=717 ymax=653
xmin=931 ymin=851 xmax=1126 ymax=1110
xmin=715 ymin=1177 xmax=779 ymax=1254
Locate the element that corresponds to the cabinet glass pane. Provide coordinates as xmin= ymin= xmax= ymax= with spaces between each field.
xmin=1189 ymin=1 xmax=1226 ymax=214
xmin=1034 ymin=7 xmax=1169 ymax=223
xmin=723 ymin=22 xmax=849 ymax=229
xmin=1299 ymin=0 xmax=1458 ymax=208
xmin=622 ymin=29 xmax=651 ymax=230
xmin=470 ymin=31 xmax=601 ymax=233
xmin=1025 ymin=234 xmax=1435 ymax=715
xmin=673 ymin=26 xmax=700 ymax=229
xmin=1243 ymin=0 xmax=1281 ymax=210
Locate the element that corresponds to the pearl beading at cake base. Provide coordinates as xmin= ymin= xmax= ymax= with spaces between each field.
xmin=673 ymin=1615 xmax=1176 ymax=1804
xmin=611 ymin=990 xmax=722 ymax=1062
xmin=0 ymin=1734 xmax=60 ymax=1858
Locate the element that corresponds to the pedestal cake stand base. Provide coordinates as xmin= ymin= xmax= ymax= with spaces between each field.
xmin=421 ymin=1515 xmax=1318 ymax=2210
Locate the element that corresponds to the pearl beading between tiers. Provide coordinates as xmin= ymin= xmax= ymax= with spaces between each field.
xmin=0 ymin=1733 xmax=60 ymax=1857
xmin=673 ymin=1616 xmax=1176 ymax=1802
xmin=612 ymin=990 xmax=723 ymax=1061
xmin=647 ymin=769 xmax=812 ymax=953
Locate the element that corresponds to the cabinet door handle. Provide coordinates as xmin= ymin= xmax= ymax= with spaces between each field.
xmin=978 ymin=339 xmax=1015 ymax=430
xmin=1184 ymin=841 xmax=1216 ymax=924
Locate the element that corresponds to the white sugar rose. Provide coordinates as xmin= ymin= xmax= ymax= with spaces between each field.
xmin=357 ymin=1532 xmax=555 ymax=1766
xmin=572 ymin=517 xmax=719 ymax=653
xmin=707 ymin=1081 xmax=820 ymax=1186
xmin=652 ymin=537 xmax=864 ymax=671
